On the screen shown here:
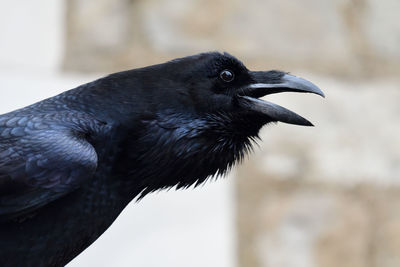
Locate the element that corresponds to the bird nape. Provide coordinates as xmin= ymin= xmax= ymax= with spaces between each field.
xmin=0 ymin=52 xmax=324 ymax=266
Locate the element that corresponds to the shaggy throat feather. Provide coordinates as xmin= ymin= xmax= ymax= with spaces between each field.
xmin=135 ymin=113 xmax=261 ymax=197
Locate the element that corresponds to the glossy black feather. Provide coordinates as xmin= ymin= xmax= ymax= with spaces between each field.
xmin=0 ymin=52 xmax=297 ymax=266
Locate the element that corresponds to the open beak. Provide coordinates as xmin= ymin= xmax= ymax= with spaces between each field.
xmin=238 ymin=72 xmax=324 ymax=126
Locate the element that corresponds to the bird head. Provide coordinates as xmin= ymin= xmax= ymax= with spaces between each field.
xmin=164 ymin=52 xmax=324 ymax=125
xmin=129 ymin=52 xmax=324 ymax=129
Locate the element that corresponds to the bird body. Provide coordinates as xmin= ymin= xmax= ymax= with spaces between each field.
xmin=0 ymin=52 xmax=323 ymax=266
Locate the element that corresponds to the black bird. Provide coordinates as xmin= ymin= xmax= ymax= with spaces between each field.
xmin=0 ymin=52 xmax=323 ymax=266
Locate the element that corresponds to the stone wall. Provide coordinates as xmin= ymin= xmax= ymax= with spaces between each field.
xmin=236 ymin=77 xmax=400 ymax=267
xmin=64 ymin=0 xmax=400 ymax=78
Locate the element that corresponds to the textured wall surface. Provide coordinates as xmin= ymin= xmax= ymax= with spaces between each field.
xmin=64 ymin=0 xmax=400 ymax=77
xmin=236 ymin=76 xmax=400 ymax=267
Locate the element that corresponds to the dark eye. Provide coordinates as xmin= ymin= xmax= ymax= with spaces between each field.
xmin=220 ymin=69 xmax=234 ymax=82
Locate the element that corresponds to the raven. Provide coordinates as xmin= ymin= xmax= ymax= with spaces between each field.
xmin=0 ymin=52 xmax=323 ymax=266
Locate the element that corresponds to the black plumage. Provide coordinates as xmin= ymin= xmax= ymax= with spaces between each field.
xmin=0 ymin=52 xmax=323 ymax=266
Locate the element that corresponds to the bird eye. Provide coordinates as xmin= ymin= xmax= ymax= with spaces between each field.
xmin=220 ymin=70 xmax=234 ymax=82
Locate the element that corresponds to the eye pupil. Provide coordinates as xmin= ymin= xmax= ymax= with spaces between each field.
xmin=220 ymin=70 xmax=234 ymax=82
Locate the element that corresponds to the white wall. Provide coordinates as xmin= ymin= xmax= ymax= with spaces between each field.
xmin=0 ymin=0 xmax=64 ymax=72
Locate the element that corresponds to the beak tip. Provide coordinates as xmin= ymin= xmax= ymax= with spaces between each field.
xmin=299 ymin=119 xmax=314 ymax=127
xmin=307 ymin=84 xmax=325 ymax=98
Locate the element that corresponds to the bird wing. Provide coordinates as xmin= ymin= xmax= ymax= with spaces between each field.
xmin=0 ymin=121 xmax=98 ymax=221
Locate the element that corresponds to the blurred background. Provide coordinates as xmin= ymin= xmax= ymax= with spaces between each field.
xmin=0 ymin=0 xmax=399 ymax=266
